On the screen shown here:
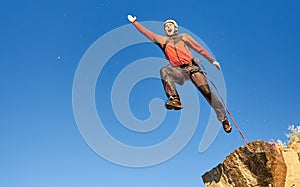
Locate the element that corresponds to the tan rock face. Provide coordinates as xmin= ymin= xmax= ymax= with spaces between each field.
xmin=202 ymin=140 xmax=300 ymax=187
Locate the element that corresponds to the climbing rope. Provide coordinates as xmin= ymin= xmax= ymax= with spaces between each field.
xmin=202 ymin=71 xmax=249 ymax=145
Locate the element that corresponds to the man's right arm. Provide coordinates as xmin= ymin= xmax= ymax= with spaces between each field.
xmin=127 ymin=15 xmax=162 ymax=43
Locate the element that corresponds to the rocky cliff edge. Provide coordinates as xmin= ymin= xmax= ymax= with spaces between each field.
xmin=202 ymin=140 xmax=300 ymax=187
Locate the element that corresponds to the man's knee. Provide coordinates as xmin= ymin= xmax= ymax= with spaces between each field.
xmin=160 ymin=66 xmax=170 ymax=80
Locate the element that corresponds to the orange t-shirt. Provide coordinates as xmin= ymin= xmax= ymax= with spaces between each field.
xmin=133 ymin=21 xmax=215 ymax=67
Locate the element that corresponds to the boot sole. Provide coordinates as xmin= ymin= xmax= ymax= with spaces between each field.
xmin=165 ymin=103 xmax=183 ymax=110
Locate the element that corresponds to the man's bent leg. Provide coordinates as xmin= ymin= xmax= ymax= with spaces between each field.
xmin=160 ymin=66 xmax=185 ymax=110
xmin=190 ymin=72 xmax=231 ymax=133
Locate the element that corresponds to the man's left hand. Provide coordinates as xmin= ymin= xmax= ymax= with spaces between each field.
xmin=212 ymin=61 xmax=221 ymax=71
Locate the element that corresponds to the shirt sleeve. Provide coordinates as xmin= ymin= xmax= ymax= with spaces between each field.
xmin=132 ymin=20 xmax=164 ymax=45
xmin=183 ymin=34 xmax=215 ymax=63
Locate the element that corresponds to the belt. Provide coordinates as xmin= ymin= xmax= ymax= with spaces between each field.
xmin=179 ymin=63 xmax=191 ymax=68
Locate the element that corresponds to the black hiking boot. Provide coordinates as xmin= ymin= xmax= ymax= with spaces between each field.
xmin=222 ymin=117 xmax=232 ymax=133
xmin=165 ymin=99 xmax=183 ymax=110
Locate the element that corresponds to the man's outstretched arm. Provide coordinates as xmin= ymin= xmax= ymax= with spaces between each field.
xmin=127 ymin=14 xmax=163 ymax=44
xmin=183 ymin=33 xmax=221 ymax=71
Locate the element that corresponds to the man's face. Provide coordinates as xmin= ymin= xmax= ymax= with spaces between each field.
xmin=164 ymin=22 xmax=177 ymax=36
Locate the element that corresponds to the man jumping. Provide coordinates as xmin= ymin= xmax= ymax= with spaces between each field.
xmin=127 ymin=15 xmax=232 ymax=133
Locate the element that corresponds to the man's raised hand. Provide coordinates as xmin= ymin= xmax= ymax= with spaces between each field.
xmin=127 ymin=15 xmax=137 ymax=23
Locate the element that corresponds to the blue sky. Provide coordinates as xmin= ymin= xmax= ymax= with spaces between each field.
xmin=1 ymin=0 xmax=300 ymax=186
